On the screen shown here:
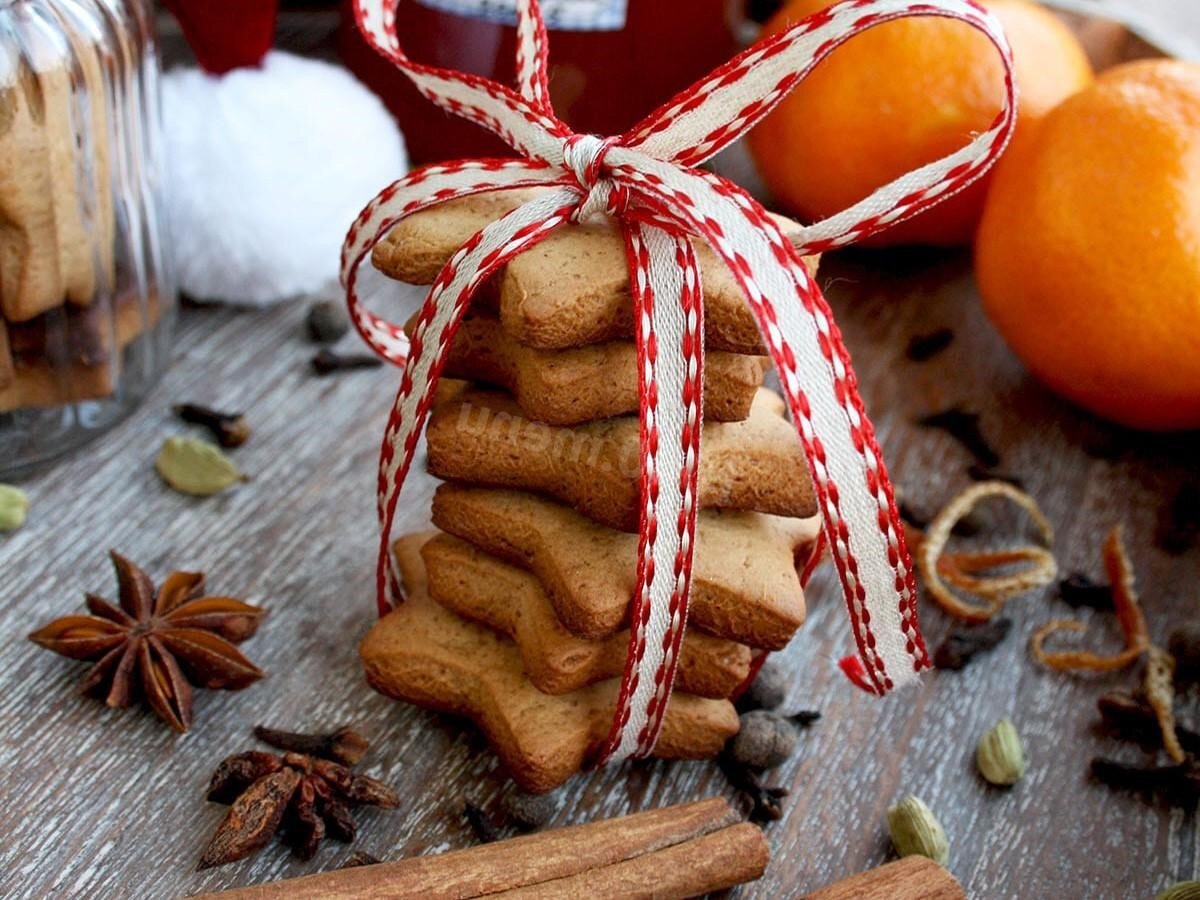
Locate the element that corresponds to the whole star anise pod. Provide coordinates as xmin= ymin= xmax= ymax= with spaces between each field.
xmin=28 ymin=550 xmax=265 ymax=732
xmin=199 ymin=749 xmax=400 ymax=867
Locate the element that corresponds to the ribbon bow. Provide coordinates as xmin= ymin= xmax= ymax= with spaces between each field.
xmin=343 ymin=0 xmax=1016 ymax=764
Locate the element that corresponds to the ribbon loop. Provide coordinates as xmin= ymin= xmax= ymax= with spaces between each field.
xmin=346 ymin=0 xmax=1015 ymax=762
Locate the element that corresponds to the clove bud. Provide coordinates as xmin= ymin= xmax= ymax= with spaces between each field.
xmin=175 ymin=404 xmax=251 ymax=448
xmin=253 ymin=724 xmax=370 ymax=765
xmin=311 ymin=349 xmax=382 ymax=376
xmin=1097 ymin=691 xmax=1200 ymax=755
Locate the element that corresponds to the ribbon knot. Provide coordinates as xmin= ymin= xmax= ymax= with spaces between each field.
xmin=562 ymin=133 xmax=623 ymax=222
xmin=343 ymin=0 xmax=1016 ymax=768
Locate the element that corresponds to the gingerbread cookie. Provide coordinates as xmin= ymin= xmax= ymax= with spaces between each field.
xmin=373 ymin=191 xmax=820 ymax=354
xmin=0 ymin=290 xmax=159 ymax=412
xmin=420 ymin=312 xmax=766 ymax=425
xmin=0 ymin=38 xmax=113 ymax=322
xmin=361 ymin=534 xmax=740 ymax=792
xmin=426 ymin=386 xmax=817 ymax=531
xmin=431 ymin=485 xmax=818 ymax=648
xmin=421 ymin=532 xmax=752 ymax=697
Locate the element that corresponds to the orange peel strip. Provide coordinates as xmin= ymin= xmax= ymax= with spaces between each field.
xmin=937 ymin=547 xmax=1059 ymax=599
xmin=917 ymin=481 xmax=1057 ymax=623
xmin=1030 ymin=620 xmax=1143 ymax=672
xmin=1029 ymin=525 xmax=1151 ymax=674
xmin=1145 ymin=645 xmax=1183 ymax=763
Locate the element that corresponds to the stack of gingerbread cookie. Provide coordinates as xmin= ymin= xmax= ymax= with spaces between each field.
xmin=361 ymin=190 xmax=823 ymax=792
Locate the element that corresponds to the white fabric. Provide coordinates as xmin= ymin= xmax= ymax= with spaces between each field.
xmin=163 ymin=51 xmax=407 ymax=305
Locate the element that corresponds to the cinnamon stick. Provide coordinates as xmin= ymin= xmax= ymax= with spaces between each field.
xmin=199 ymin=797 xmax=760 ymax=899
xmin=802 ymin=856 xmax=964 ymax=900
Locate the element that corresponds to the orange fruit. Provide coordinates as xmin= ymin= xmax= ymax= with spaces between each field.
xmin=747 ymin=0 xmax=1093 ymax=246
xmin=976 ymin=60 xmax=1200 ymax=432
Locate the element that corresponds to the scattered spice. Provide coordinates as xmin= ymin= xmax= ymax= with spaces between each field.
xmin=728 ymin=711 xmax=798 ymax=770
xmin=975 ymin=718 xmax=1025 ymax=786
xmin=155 ymin=435 xmax=245 ymax=497
xmin=464 ymin=801 xmax=501 ymax=844
xmin=905 ymin=328 xmax=954 ymax=362
xmin=1156 ymin=881 xmax=1200 ymax=900
xmin=1168 ymin=624 xmax=1200 ymax=684
xmin=1058 ymin=572 xmax=1113 ymax=610
xmin=933 ymin=617 xmax=1012 ymax=670
xmin=1157 ymin=481 xmax=1200 ymax=556
xmin=0 ymin=483 xmax=29 ymax=531
xmin=28 ymin=551 xmax=265 ymax=732
xmin=738 ymin=659 xmax=786 ymax=711
xmin=200 ymin=748 xmax=399 ymax=867
xmin=917 ymin=407 xmax=1000 ymax=468
xmin=502 ymin=789 xmax=560 ymax=829
xmin=718 ymin=751 xmax=788 ymax=823
xmin=1031 ymin=525 xmax=1149 ymax=673
xmin=175 ymin=403 xmax=251 ymax=448
xmin=965 ymin=464 xmax=1025 ymax=489
xmin=898 ymin=500 xmax=928 ymax=531
xmin=311 ymin=348 xmax=382 ymax=376
xmin=916 ymin=481 xmax=1056 ymax=623
xmin=253 ymin=724 xmax=370 ymax=766
xmin=886 ymin=795 xmax=948 ymax=866
xmin=306 ymin=298 xmax=350 ymax=344
xmin=1144 ymin=647 xmax=1184 ymax=763
xmin=341 ymin=850 xmax=382 ymax=868
xmin=1089 ymin=756 xmax=1200 ymax=806
xmin=1097 ymin=691 xmax=1200 ymax=755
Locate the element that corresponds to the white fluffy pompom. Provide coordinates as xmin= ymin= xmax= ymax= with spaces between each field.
xmin=163 ymin=51 xmax=407 ymax=305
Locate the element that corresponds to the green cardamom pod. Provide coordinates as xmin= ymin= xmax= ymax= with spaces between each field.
xmin=0 ymin=484 xmax=29 ymax=531
xmin=155 ymin=436 xmax=244 ymax=497
xmin=1158 ymin=883 xmax=1200 ymax=900
xmin=886 ymin=795 xmax=948 ymax=865
xmin=976 ymin=717 xmax=1026 ymax=786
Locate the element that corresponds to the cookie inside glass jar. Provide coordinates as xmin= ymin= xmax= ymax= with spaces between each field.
xmin=0 ymin=0 xmax=174 ymax=476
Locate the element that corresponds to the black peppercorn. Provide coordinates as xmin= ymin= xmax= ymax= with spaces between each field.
xmin=729 ymin=711 xmax=797 ymax=769
xmin=739 ymin=660 xmax=787 ymax=711
xmin=306 ymin=298 xmax=350 ymax=343
xmin=502 ymin=789 xmax=560 ymax=828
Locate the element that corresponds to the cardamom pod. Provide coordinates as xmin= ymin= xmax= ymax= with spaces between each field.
xmin=155 ymin=436 xmax=244 ymax=497
xmin=976 ymin=717 xmax=1026 ymax=786
xmin=886 ymin=795 xmax=948 ymax=865
xmin=1157 ymin=882 xmax=1200 ymax=900
xmin=0 ymin=484 xmax=29 ymax=531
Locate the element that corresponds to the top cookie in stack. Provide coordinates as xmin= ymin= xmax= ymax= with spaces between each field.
xmin=361 ymin=190 xmax=824 ymax=792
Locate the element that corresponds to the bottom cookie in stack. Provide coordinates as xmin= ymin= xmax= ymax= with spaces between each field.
xmin=362 ymin=534 xmax=742 ymax=793
xmin=361 ymin=488 xmax=822 ymax=791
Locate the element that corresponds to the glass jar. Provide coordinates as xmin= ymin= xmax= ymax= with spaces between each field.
xmin=0 ymin=0 xmax=174 ymax=477
xmin=339 ymin=0 xmax=742 ymax=164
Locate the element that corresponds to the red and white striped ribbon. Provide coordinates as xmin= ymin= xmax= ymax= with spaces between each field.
xmin=343 ymin=0 xmax=1016 ymax=763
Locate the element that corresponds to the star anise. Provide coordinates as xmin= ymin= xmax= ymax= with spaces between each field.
xmin=199 ymin=748 xmax=400 ymax=867
xmin=28 ymin=550 xmax=265 ymax=732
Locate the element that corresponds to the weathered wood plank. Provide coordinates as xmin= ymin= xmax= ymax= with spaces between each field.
xmin=0 ymin=249 xmax=1195 ymax=899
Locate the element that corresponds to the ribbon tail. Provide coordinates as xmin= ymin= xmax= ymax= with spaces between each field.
xmin=365 ymin=187 xmax=581 ymax=615
xmin=621 ymin=158 xmax=928 ymax=693
xmin=352 ymin=0 xmax=566 ymax=161
xmin=513 ymin=0 xmax=553 ymax=111
xmin=598 ymin=220 xmax=704 ymax=764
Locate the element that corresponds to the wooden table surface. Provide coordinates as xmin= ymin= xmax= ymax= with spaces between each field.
xmin=2 ymin=247 xmax=1196 ymax=899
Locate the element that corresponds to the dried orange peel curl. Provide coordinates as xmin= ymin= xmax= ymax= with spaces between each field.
xmin=1030 ymin=525 xmax=1150 ymax=672
xmin=1030 ymin=525 xmax=1179 ymax=760
xmin=916 ymin=481 xmax=1058 ymax=623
